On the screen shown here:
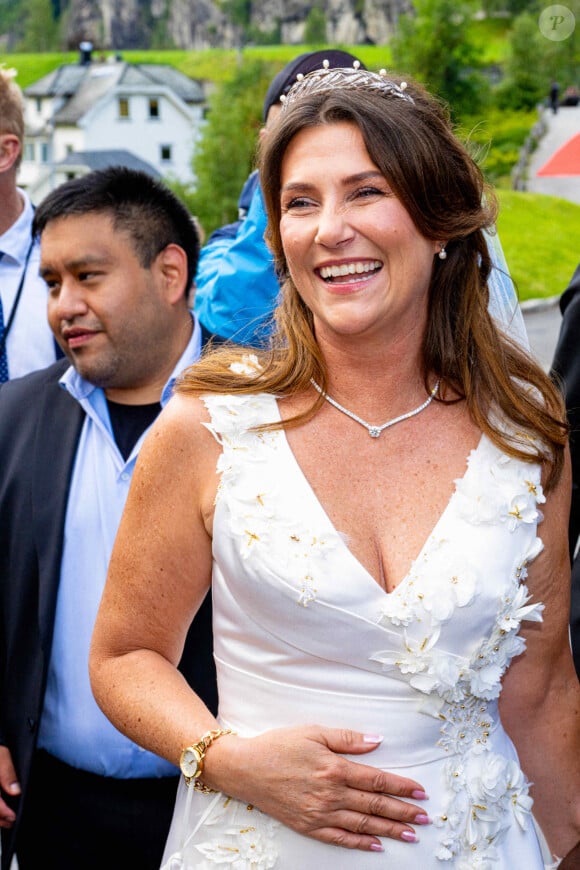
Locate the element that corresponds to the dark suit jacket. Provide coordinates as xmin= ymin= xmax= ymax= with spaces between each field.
xmin=0 ymin=356 xmax=217 ymax=870
xmin=551 ymin=262 xmax=580 ymax=678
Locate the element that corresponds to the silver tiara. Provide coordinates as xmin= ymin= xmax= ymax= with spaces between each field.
xmin=280 ymin=60 xmax=414 ymax=111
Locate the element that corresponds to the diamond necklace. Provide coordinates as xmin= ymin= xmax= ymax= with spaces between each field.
xmin=310 ymin=378 xmax=441 ymax=438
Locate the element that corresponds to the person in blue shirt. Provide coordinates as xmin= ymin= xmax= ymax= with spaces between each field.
xmin=0 ymin=167 xmax=217 ymax=870
xmin=194 ymin=49 xmax=366 ymax=346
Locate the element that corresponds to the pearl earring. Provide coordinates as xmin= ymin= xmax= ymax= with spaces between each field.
xmin=438 ymin=245 xmax=447 ymax=260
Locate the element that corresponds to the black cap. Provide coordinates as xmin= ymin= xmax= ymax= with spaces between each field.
xmin=262 ymin=49 xmax=366 ymax=121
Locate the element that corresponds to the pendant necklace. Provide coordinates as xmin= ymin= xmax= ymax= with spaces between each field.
xmin=310 ymin=378 xmax=441 ymax=438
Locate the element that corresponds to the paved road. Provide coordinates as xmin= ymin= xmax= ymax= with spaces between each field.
xmin=522 ymin=299 xmax=561 ymax=372
xmin=520 ymin=103 xmax=580 ymax=370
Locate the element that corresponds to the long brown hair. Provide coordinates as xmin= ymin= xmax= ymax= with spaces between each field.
xmin=179 ymin=76 xmax=567 ymax=488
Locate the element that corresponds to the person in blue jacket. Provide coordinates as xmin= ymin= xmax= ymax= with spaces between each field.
xmin=194 ymin=49 xmax=365 ymax=347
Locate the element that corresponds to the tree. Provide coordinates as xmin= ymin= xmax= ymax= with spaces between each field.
xmin=304 ymin=7 xmax=327 ymax=44
xmin=392 ymin=0 xmax=489 ymax=118
xmin=495 ymin=13 xmax=548 ymax=110
xmin=17 ymin=0 xmax=61 ymax=50
xmin=187 ymin=57 xmax=277 ymax=237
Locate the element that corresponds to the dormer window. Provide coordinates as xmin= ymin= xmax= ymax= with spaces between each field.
xmin=118 ymin=97 xmax=130 ymax=118
xmin=149 ymin=98 xmax=160 ymax=119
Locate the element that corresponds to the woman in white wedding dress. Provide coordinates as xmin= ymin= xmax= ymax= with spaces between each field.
xmin=90 ymin=65 xmax=580 ymax=868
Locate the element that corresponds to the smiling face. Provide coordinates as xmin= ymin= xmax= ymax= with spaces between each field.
xmin=279 ymin=121 xmax=440 ymax=349
xmin=42 ymin=211 xmax=186 ymax=401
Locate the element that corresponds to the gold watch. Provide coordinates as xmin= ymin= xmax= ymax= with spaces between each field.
xmin=179 ymin=728 xmax=235 ymax=792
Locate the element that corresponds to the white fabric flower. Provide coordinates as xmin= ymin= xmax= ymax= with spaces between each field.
xmin=229 ymin=354 xmax=262 ymax=376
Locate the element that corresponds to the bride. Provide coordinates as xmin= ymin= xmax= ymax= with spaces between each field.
xmin=90 ymin=64 xmax=579 ymax=868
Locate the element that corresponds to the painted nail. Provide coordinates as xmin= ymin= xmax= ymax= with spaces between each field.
xmin=401 ymin=831 xmax=419 ymax=843
xmin=369 ymin=843 xmax=385 ymax=852
xmin=414 ymin=813 xmax=431 ymax=825
xmin=363 ymin=734 xmax=384 ymax=744
xmin=411 ymin=789 xmax=428 ymax=800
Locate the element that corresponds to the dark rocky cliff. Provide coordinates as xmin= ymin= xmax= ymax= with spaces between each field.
xmin=64 ymin=0 xmax=412 ymax=50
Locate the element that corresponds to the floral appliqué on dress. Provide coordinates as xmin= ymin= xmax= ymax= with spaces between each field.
xmin=371 ymin=440 xmax=546 ymax=868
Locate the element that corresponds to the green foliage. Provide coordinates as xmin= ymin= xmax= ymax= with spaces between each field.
xmin=496 ymin=189 xmax=580 ymax=300
xmin=495 ymin=4 xmax=579 ymax=110
xmin=458 ymin=108 xmax=538 ymax=184
xmin=187 ymin=57 xmax=277 ymax=237
xmin=495 ymin=14 xmax=547 ymax=110
xmin=391 ymin=0 xmax=489 ymax=118
xmin=481 ymin=0 xmax=539 ymax=12
xmin=218 ymin=0 xmax=251 ymax=29
xmin=304 ymin=7 xmax=327 ymax=44
xmin=17 ymin=0 xmax=61 ymax=51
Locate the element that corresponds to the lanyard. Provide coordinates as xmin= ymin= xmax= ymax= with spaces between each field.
xmin=0 ymin=236 xmax=35 ymax=355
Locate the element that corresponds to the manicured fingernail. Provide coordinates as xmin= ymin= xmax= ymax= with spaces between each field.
xmin=9 ymin=782 xmax=21 ymax=795
xmin=370 ymin=843 xmax=384 ymax=852
xmin=363 ymin=734 xmax=384 ymax=744
xmin=411 ymin=789 xmax=428 ymax=800
xmin=414 ymin=813 xmax=431 ymax=825
xmin=401 ymin=831 xmax=419 ymax=843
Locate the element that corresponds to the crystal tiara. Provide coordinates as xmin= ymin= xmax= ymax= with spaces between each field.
xmin=280 ymin=60 xmax=415 ymax=111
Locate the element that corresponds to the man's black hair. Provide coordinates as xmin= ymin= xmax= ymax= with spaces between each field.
xmin=33 ymin=167 xmax=200 ymax=293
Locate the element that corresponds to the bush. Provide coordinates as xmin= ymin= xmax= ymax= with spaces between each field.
xmin=458 ymin=109 xmax=538 ymax=185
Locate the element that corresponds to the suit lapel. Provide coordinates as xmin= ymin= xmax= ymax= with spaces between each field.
xmin=34 ymin=371 xmax=84 ymax=651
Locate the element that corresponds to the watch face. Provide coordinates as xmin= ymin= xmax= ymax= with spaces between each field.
xmin=180 ymin=747 xmax=202 ymax=779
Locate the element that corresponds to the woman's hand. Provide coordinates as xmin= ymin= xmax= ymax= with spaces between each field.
xmin=204 ymin=725 xmax=430 ymax=852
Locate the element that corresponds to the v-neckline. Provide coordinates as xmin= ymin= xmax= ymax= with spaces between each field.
xmin=270 ymin=395 xmax=486 ymax=597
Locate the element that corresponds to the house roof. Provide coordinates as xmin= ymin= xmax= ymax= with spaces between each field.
xmin=25 ymin=60 xmax=205 ymax=124
xmin=55 ymin=149 xmax=162 ymax=178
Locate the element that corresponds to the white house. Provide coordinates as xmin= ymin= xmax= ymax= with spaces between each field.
xmin=20 ymin=50 xmax=206 ymax=202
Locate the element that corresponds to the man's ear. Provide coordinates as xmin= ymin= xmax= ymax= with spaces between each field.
xmin=156 ymin=243 xmax=189 ymax=305
xmin=0 ymin=134 xmax=21 ymax=173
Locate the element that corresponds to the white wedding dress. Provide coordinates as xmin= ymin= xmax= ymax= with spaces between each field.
xmin=162 ymin=391 xmax=554 ymax=870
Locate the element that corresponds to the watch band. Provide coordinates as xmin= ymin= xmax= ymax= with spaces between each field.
xmin=180 ymin=727 xmax=235 ymax=792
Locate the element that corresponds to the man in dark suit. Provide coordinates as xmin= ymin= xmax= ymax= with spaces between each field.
xmin=0 ymin=167 xmax=217 ymax=870
xmin=551 ymin=261 xmax=580 ymax=679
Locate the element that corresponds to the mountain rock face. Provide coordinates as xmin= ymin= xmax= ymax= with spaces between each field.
xmin=64 ymin=0 xmax=412 ymax=50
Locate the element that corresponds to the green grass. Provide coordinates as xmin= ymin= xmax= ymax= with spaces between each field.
xmin=497 ymin=189 xmax=580 ymax=301
xmin=6 ymin=44 xmax=395 ymax=89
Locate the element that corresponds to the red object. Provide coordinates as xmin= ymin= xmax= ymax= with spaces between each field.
xmin=537 ymin=132 xmax=580 ymax=176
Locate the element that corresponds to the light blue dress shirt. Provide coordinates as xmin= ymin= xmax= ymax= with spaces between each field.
xmin=0 ymin=190 xmax=57 ymax=378
xmin=37 ymin=317 xmax=202 ymax=778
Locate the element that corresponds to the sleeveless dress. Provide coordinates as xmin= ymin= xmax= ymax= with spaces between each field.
xmin=161 ymin=390 xmax=554 ymax=870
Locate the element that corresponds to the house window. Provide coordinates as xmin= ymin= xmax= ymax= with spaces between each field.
xmin=24 ymin=142 xmax=35 ymax=161
xmin=66 ymin=172 xmax=76 ymax=181
xmin=40 ymin=142 xmax=49 ymax=163
xmin=66 ymin=144 xmax=74 ymax=155
xmin=118 ymin=97 xmax=130 ymax=118
xmin=160 ymin=144 xmax=172 ymax=162
xmin=35 ymin=97 xmax=42 ymax=113
xmin=149 ymin=98 xmax=160 ymax=119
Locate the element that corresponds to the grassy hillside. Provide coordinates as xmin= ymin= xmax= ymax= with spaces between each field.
xmin=5 ymin=45 xmax=394 ymax=89
xmin=5 ymin=15 xmax=513 ymax=89
xmin=497 ymin=189 xmax=580 ymax=301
